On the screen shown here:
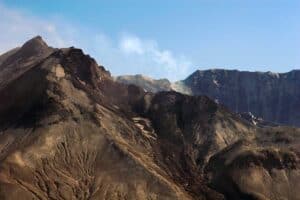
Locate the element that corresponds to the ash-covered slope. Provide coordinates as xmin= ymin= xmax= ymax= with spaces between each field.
xmin=183 ymin=69 xmax=300 ymax=127
xmin=0 ymin=37 xmax=299 ymax=200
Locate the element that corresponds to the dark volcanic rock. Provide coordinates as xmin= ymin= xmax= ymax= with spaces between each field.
xmin=0 ymin=37 xmax=299 ymax=200
xmin=183 ymin=69 xmax=300 ymax=127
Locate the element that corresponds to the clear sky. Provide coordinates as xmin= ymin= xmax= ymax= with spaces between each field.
xmin=0 ymin=0 xmax=299 ymax=80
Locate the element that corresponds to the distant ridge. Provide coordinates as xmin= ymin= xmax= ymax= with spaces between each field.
xmin=117 ymin=68 xmax=300 ymax=127
xmin=184 ymin=68 xmax=300 ymax=126
xmin=114 ymin=74 xmax=172 ymax=93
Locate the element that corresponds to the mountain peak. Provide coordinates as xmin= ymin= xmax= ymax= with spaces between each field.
xmin=27 ymin=35 xmax=44 ymax=42
xmin=20 ymin=35 xmax=50 ymax=54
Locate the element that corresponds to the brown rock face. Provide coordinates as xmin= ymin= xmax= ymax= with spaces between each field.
xmin=0 ymin=37 xmax=299 ymax=200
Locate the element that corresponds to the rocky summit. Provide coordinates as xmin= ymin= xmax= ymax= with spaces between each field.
xmin=0 ymin=37 xmax=299 ymax=200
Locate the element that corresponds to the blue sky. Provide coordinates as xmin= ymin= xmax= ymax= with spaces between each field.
xmin=0 ymin=0 xmax=299 ymax=80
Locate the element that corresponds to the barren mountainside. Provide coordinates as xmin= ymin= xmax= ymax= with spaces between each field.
xmin=0 ymin=37 xmax=299 ymax=200
xmin=117 ymin=69 xmax=300 ymax=127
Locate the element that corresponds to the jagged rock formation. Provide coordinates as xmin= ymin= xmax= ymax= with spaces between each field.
xmin=183 ymin=69 xmax=300 ymax=127
xmin=0 ymin=37 xmax=299 ymax=200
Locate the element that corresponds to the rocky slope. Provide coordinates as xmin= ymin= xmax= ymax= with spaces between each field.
xmin=0 ymin=37 xmax=299 ymax=200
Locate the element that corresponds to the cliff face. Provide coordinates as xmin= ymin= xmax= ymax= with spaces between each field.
xmin=184 ymin=69 xmax=300 ymax=127
xmin=0 ymin=37 xmax=299 ymax=200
